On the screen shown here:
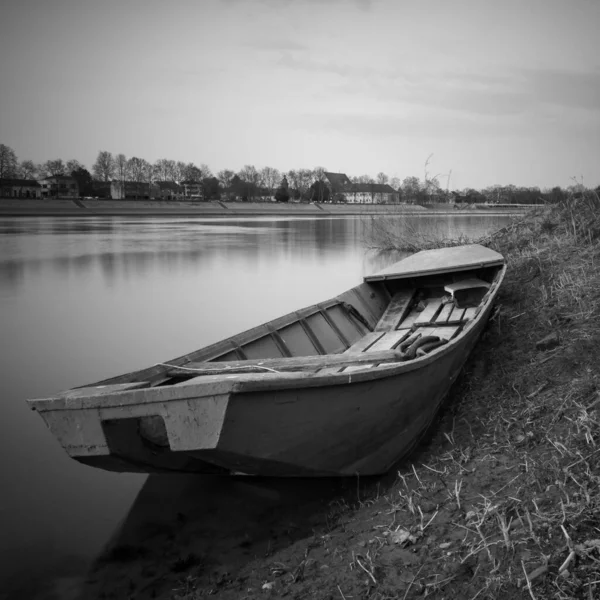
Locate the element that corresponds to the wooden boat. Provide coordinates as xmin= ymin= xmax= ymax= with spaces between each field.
xmin=28 ymin=244 xmax=505 ymax=477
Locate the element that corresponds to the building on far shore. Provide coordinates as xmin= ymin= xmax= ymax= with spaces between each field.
xmin=344 ymin=182 xmax=399 ymax=204
xmin=323 ymin=172 xmax=399 ymax=203
xmin=156 ymin=181 xmax=185 ymax=200
xmin=180 ymin=180 xmax=203 ymax=199
xmin=110 ymin=180 xmax=160 ymax=200
xmin=38 ymin=175 xmax=79 ymax=198
xmin=0 ymin=178 xmax=42 ymax=198
xmin=324 ymin=172 xmax=352 ymax=202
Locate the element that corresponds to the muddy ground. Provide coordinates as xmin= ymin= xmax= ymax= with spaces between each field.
xmin=79 ymin=200 xmax=600 ymax=600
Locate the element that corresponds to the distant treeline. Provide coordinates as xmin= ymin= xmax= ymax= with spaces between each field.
xmin=0 ymin=143 xmax=596 ymax=204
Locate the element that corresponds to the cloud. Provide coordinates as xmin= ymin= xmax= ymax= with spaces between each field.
xmin=280 ymin=58 xmax=600 ymax=119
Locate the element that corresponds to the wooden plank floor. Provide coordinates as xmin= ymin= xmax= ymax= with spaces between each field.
xmin=414 ymin=298 xmax=444 ymax=326
xmin=374 ymin=289 xmax=416 ymax=331
xmin=435 ymin=303 xmax=454 ymax=324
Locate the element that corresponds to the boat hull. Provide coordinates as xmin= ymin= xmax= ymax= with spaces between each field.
xmin=175 ymin=303 xmax=488 ymax=476
xmin=34 ymin=297 xmax=492 ymax=476
xmin=28 ymin=246 xmax=505 ymax=476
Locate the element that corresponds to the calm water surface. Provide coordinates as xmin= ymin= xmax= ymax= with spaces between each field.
xmin=0 ymin=213 xmax=511 ymax=596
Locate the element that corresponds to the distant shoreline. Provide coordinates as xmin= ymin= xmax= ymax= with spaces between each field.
xmin=0 ymin=198 xmax=534 ymax=218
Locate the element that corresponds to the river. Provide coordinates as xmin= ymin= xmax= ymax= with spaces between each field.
xmin=0 ymin=213 xmax=512 ymax=598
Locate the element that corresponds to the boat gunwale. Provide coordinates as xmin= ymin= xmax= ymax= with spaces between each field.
xmin=28 ymin=264 xmax=506 ymax=412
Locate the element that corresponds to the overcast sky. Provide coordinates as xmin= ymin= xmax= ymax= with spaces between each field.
xmin=1 ymin=0 xmax=599 ymax=189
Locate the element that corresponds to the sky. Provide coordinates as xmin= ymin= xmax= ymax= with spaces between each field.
xmin=0 ymin=0 xmax=599 ymax=190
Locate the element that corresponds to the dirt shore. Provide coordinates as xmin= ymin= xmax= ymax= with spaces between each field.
xmin=74 ymin=199 xmax=600 ymax=600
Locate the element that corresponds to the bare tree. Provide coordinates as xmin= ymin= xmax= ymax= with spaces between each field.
xmin=127 ymin=157 xmax=146 ymax=182
xmin=217 ymin=169 xmax=235 ymax=189
xmin=164 ymin=159 xmax=177 ymax=181
xmin=0 ymin=143 xmax=18 ymax=178
xmin=152 ymin=159 xmax=176 ymax=181
xmin=19 ymin=159 xmax=38 ymax=180
xmin=311 ymin=167 xmax=328 ymax=202
xmin=238 ymin=165 xmax=261 ymax=199
xmin=43 ymin=159 xmax=66 ymax=176
xmin=297 ymin=168 xmax=313 ymax=199
xmin=376 ymin=172 xmax=389 ymax=185
xmin=260 ymin=166 xmax=281 ymax=198
xmin=174 ymin=161 xmax=187 ymax=183
xmin=390 ymin=176 xmax=401 ymax=191
xmin=352 ymin=174 xmax=373 ymax=184
xmin=239 ymin=165 xmax=260 ymax=185
xmin=181 ymin=162 xmax=211 ymax=182
xmin=114 ymin=154 xmax=128 ymax=182
xmin=92 ymin=151 xmax=115 ymax=181
xmin=194 ymin=163 xmax=212 ymax=180
xmin=313 ymin=166 xmax=327 ymax=182
xmin=66 ymin=159 xmax=83 ymax=175
xmin=401 ymin=176 xmax=421 ymax=203
xmin=286 ymin=169 xmax=300 ymax=193
xmin=141 ymin=159 xmax=153 ymax=183
xmin=153 ymin=158 xmax=169 ymax=181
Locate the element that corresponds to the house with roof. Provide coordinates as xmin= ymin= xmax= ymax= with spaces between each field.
xmin=323 ymin=172 xmax=399 ymax=203
xmin=155 ymin=181 xmax=184 ymax=200
xmin=0 ymin=178 xmax=42 ymax=198
xmin=181 ymin=180 xmax=204 ymax=199
xmin=323 ymin=172 xmax=352 ymax=202
xmin=345 ymin=182 xmax=400 ymax=204
xmin=110 ymin=180 xmax=160 ymax=200
xmin=38 ymin=175 xmax=79 ymax=198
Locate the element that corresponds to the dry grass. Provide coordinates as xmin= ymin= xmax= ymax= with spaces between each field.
xmin=95 ymin=190 xmax=600 ymax=600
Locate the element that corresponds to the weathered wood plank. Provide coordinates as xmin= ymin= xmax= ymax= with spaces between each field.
xmin=463 ymin=307 xmax=478 ymax=321
xmin=374 ymin=289 xmax=415 ymax=331
xmin=54 ymin=382 xmax=150 ymax=399
xmin=343 ymin=332 xmax=384 ymax=353
xmin=435 ymin=303 xmax=454 ymax=324
xmin=367 ymin=330 xmax=411 ymax=352
xmin=430 ymin=326 xmax=460 ymax=341
xmin=414 ymin=298 xmax=443 ymax=326
xmin=343 ymin=364 xmax=375 ymax=373
xmin=447 ymin=307 xmax=466 ymax=324
xmin=167 ymin=349 xmax=404 ymax=377
xmin=317 ymin=366 xmax=344 ymax=375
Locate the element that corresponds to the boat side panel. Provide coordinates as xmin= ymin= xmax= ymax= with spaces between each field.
xmin=203 ymin=325 xmax=482 ymax=476
xmin=278 ymin=322 xmax=321 ymax=356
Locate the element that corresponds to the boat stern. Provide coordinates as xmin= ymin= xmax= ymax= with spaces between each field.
xmin=28 ymin=383 xmax=232 ymax=473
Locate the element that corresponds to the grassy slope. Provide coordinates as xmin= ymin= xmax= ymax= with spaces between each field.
xmin=87 ymin=197 xmax=600 ymax=600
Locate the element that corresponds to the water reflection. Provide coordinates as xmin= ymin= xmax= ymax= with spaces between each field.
xmin=0 ymin=215 xmax=507 ymax=294
xmin=0 ymin=214 xmax=511 ymax=599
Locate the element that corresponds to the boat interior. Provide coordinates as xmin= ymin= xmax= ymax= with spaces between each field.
xmin=90 ymin=262 xmax=505 ymax=391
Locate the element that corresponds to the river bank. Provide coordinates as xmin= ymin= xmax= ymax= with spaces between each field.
xmin=0 ymin=198 xmax=532 ymax=218
xmin=71 ymin=197 xmax=600 ymax=600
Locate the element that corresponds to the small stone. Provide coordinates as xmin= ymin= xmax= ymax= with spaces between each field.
xmin=536 ymin=332 xmax=560 ymax=351
xmin=390 ymin=528 xmax=419 ymax=545
xmin=262 ymin=582 xmax=275 ymax=591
